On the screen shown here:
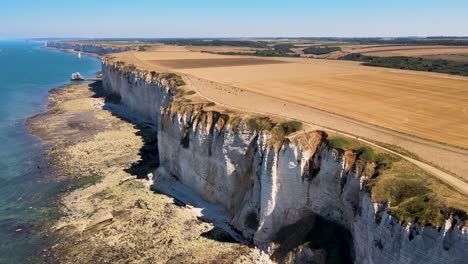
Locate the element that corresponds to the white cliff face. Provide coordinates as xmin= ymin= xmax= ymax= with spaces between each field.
xmin=47 ymin=42 xmax=129 ymax=55
xmin=102 ymin=61 xmax=468 ymax=264
xmin=102 ymin=62 xmax=173 ymax=125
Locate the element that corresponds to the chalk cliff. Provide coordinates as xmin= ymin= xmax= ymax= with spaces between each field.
xmin=102 ymin=59 xmax=468 ymax=264
xmin=47 ymin=41 xmax=129 ymax=55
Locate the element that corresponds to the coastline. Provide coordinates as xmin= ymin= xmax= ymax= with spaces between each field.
xmin=42 ymin=46 xmax=101 ymax=59
xmin=28 ymin=81 xmax=268 ymax=263
xmin=0 ymin=41 xmax=102 ymax=263
xmin=32 ymin=44 xmax=466 ymax=262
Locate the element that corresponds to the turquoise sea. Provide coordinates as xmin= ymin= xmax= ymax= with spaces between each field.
xmin=0 ymin=40 xmax=100 ymax=263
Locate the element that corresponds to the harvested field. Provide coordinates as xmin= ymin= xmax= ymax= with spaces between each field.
xmin=187 ymin=46 xmax=265 ymax=54
xmin=421 ymin=54 xmax=468 ymax=63
xmin=150 ymin=58 xmax=289 ymax=69
xmin=114 ymin=48 xmax=468 ymax=150
xmin=343 ymin=45 xmax=468 ymax=57
xmin=182 ymin=60 xmax=468 ymax=149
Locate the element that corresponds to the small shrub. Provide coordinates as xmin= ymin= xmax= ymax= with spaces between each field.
xmin=175 ymin=79 xmax=186 ymax=86
xmin=374 ymin=153 xmax=401 ymax=171
xmin=228 ymin=116 xmax=242 ymax=128
xmin=137 ymin=45 xmax=150 ymax=51
xmin=270 ymin=121 xmax=304 ymax=144
xmin=358 ymin=146 xmax=379 ymax=161
xmin=206 ymin=102 xmax=216 ymax=107
xmin=175 ymin=89 xmax=185 ymax=98
xmin=161 ymin=72 xmax=178 ymax=80
xmin=159 ymin=72 xmax=186 ymax=87
xmin=185 ymin=90 xmax=196 ymax=95
xmin=247 ymin=117 xmax=276 ymax=131
xmin=280 ymin=121 xmax=303 ymax=134
xmin=123 ymin=64 xmax=137 ymax=71
xmin=328 ymin=137 xmax=356 ymax=149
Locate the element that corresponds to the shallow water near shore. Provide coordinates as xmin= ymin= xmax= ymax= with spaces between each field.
xmin=0 ymin=40 xmax=100 ymax=263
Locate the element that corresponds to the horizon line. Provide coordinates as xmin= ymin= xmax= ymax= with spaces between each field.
xmin=3 ymin=35 xmax=466 ymax=41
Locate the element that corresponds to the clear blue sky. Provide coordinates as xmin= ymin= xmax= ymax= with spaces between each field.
xmin=1 ymin=0 xmax=467 ymax=38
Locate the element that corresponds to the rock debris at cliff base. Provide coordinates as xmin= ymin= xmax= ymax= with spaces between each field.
xmin=29 ymin=82 xmax=269 ymax=264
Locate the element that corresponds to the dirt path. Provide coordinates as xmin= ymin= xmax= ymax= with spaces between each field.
xmin=116 ymin=49 xmax=468 ymax=192
xmin=185 ymin=75 xmax=468 ymax=195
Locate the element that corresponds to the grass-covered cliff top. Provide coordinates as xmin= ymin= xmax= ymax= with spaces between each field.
xmin=328 ymin=135 xmax=468 ymax=227
xmin=103 ymin=55 xmax=468 ymax=228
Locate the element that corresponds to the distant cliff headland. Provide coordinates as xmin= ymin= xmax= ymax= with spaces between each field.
xmin=46 ymin=41 xmax=130 ymax=55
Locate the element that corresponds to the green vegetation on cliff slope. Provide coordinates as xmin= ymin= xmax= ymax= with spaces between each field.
xmin=247 ymin=117 xmax=303 ymax=144
xmin=369 ymin=157 xmax=468 ymax=227
xmin=328 ymin=135 xmax=468 ymax=227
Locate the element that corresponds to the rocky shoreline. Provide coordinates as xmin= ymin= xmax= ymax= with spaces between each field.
xmin=28 ymin=82 xmax=269 ymax=263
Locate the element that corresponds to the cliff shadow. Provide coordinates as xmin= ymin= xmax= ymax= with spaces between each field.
xmin=271 ymin=213 xmax=355 ymax=264
xmin=89 ymin=81 xmax=160 ymax=178
xmin=88 ymin=81 xmax=241 ymax=246
xmin=90 ymin=80 xmax=121 ymax=104
xmin=200 ymin=226 xmax=239 ymax=243
xmin=151 ymin=167 xmax=249 ymax=245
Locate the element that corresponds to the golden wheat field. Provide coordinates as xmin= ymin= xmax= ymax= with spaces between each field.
xmin=342 ymin=45 xmax=468 ymax=57
xmin=114 ymin=47 xmax=468 ymax=149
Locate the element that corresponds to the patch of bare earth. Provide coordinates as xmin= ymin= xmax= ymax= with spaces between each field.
xmin=29 ymin=83 xmax=268 ymax=264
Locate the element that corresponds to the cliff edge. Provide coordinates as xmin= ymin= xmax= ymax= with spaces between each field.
xmin=101 ymin=58 xmax=468 ymax=264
